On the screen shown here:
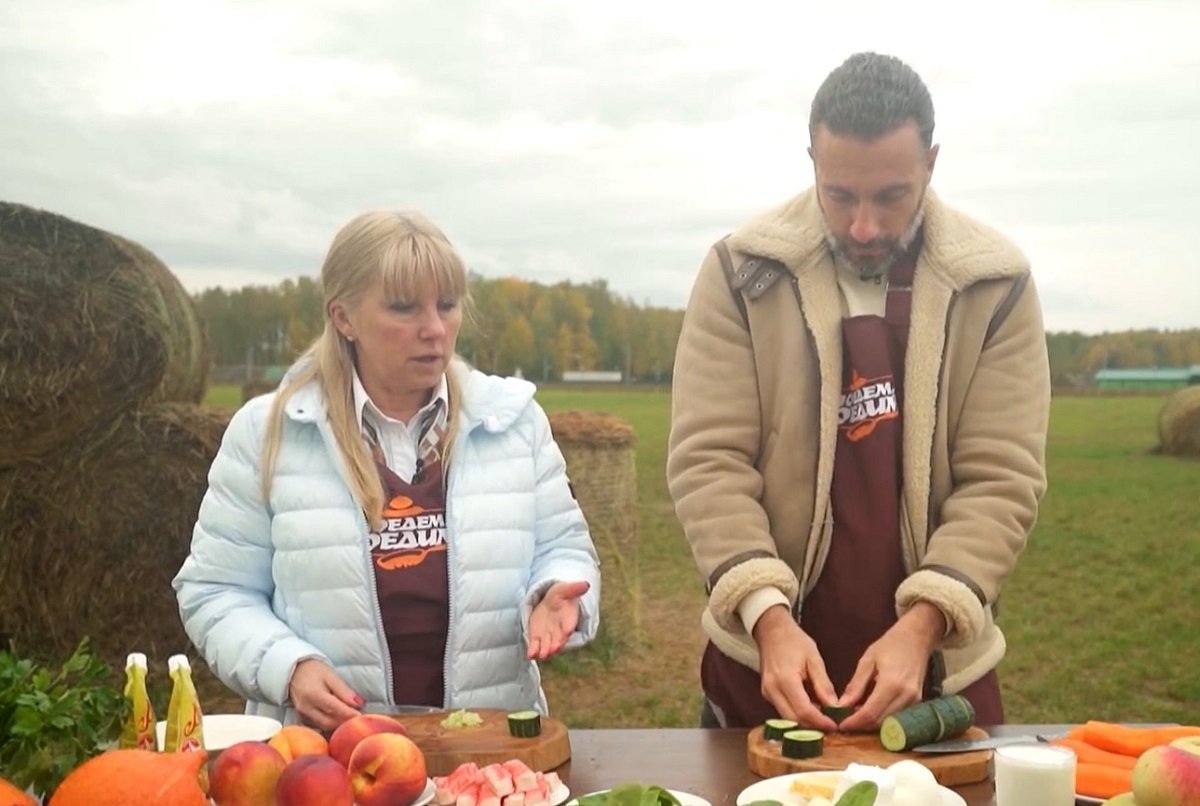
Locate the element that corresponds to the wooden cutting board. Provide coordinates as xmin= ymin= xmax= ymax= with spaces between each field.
xmin=396 ymin=709 xmax=570 ymax=776
xmin=747 ymin=725 xmax=992 ymax=787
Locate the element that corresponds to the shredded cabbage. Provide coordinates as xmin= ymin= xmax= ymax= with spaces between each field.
xmin=440 ymin=708 xmax=484 ymax=728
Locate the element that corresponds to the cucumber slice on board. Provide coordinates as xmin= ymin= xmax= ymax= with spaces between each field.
xmin=781 ymin=729 xmax=824 ymax=759
xmin=506 ymin=710 xmax=542 ymax=738
xmin=763 ymin=718 xmax=799 ymax=741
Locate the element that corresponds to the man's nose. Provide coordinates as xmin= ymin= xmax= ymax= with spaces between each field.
xmin=849 ymin=204 xmax=880 ymax=244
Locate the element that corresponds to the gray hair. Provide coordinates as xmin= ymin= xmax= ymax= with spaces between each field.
xmin=809 ymin=52 xmax=935 ymax=148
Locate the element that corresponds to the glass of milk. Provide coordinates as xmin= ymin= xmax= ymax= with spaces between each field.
xmin=994 ymin=743 xmax=1077 ymax=806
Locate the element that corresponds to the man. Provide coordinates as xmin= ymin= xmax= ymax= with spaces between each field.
xmin=666 ymin=52 xmax=1050 ymax=732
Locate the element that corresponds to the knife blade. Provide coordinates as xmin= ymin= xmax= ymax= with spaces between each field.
xmin=911 ymin=734 xmax=1060 ymax=753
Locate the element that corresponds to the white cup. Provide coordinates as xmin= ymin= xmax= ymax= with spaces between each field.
xmin=994 ymin=743 xmax=1077 ymax=806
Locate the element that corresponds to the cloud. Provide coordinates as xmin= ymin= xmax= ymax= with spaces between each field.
xmin=1 ymin=0 xmax=1196 ymax=333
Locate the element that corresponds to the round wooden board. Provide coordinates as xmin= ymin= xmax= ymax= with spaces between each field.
xmin=395 ymin=709 xmax=570 ymax=777
xmin=747 ymin=725 xmax=992 ymax=787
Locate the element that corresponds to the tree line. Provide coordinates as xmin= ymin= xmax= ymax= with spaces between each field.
xmin=192 ymin=276 xmax=1200 ymax=386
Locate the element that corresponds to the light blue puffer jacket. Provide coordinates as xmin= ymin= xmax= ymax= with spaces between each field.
xmin=173 ymin=361 xmax=601 ymax=723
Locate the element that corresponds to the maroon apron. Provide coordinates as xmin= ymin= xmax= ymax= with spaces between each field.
xmin=368 ymin=457 xmax=450 ymax=706
xmin=702 ymin=236 xmax=1003 ymax=726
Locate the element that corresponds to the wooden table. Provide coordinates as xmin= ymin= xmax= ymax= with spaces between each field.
xmin=558 ymin=725 xmax=1085 ymax=806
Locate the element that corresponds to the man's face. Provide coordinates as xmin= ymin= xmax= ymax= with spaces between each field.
xmin=810 ymin=119 xmax=938 ymax=277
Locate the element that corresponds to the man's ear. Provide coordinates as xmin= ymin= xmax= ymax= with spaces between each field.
xmin=927 ymin=143 xmax=940 ymax=176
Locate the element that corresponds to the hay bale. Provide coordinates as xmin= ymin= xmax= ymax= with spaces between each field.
xmin=548 ymin=411 xmax=641 ymax=642
xmin=1158 ymin=385 xmax=1200 ymax=458
xmin=0 ymin=402 xmax=232 ymax=692
xmin=0 ymin=202 xmax=209 ymax=467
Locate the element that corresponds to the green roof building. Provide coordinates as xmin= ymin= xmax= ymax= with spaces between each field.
xmin=1094 ymin=366 xmax=1200 ymax=390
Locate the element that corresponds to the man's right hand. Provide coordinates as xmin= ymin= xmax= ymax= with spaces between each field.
xmin=288 ymin=658 xmax=364 ymax=732
xmin=752 ymin=605 xmax=839 ymax=731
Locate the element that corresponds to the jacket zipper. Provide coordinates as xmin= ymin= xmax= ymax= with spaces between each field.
xmin=440 ymin=452 xmax=461 ymax=709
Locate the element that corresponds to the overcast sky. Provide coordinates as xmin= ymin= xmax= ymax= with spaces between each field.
xmin=2 ymin=0 xmax=1197 ymax=334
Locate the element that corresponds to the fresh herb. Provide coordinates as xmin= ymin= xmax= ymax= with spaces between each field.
xmin=576 ymin=784 xmax=682 ymax=806
xmin=0 ymin=639 xmax=127 ymax=798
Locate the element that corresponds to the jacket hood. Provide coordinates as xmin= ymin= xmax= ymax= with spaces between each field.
xmin=726 ymin=187 xmax=1030 ymax=291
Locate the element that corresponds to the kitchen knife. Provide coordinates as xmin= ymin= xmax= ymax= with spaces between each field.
xmin=911 ymin=734 xmax=1061 ymax=753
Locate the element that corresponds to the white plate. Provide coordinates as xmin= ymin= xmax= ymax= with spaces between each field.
xmin=551 ymin=782 xmax=572 ymax=806
xmin=569 ymin=789 xmax=708 ymax=806
xmin=411 ymin=778 xmax=437 ymax=806
xmin=155 ymin=713 xmax=282 ymax=751
xmin=736 ymin=771 xmax=966 ymax=806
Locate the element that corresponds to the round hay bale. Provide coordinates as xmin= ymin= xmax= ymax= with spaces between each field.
xmin=0 ymin=202 xmax=209 ymax=467
xmin=1158 ymin=385 xmax=1200 ymax=458
xmin=548 ymin=411 xmax=641 ymax=642
xmin=0 ymin=402 xmax=232 ymax=699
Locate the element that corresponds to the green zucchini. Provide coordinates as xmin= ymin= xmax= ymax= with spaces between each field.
xmin=507 ymin=710 xmax=542 ymax=738
xmin=780 ymin=728 xmax=824 ymax=759
xmin=762 ymin=718 xmax=799 ymax=741
xmin=834 ymin=781 xmax=879 ymax=806
xmin=879 ymin=695 xmax=976 ymax=752
xmin=821 ymin=704 xmax=856 ymax=724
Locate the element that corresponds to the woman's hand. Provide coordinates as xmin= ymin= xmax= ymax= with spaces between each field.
xmin=288 ymin=658 xmax=364 ymax=732
xmin=527 ymin=580 xmax=590 ymax=660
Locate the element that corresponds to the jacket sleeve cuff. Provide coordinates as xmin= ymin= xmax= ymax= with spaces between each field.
xmin=896 ymin=568 xmax=986 ymax=649
xmin=259 ymin=637 xmax=329 ymax=706
xmin=709 ymin=557 xmax=798 ymax=633
xmin=738 ymin=587 xmax=791 ymax=635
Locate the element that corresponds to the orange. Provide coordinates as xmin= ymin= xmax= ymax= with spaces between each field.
xmin=0 ymin=777 xmax=37 ymax=806
xmin=48 ymin=748 xmax=208 ymax=806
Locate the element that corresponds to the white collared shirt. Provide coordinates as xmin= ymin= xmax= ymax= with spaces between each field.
xmin=351 ymin=369 xmax=448 ymax=482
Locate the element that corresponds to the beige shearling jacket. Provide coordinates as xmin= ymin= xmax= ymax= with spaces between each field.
xmin=666 ymin=188 xmax=1051 ymax=693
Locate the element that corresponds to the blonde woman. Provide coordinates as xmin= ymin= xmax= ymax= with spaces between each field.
xmin=174 ymin=210 xmax=600 ymax=731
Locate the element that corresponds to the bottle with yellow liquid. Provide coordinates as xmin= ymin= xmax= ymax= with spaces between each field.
xmin=163 ymin=654 xmax=205 ymax=752
xmin=117 ymin=652 xmax=158 ymax=750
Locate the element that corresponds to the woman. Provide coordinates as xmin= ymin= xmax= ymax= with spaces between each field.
xmin=174 ymin=210 xmax=601 ymax=731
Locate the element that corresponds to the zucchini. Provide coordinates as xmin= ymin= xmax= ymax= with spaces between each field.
xmin=507 ymin=710 xmax=542 ymax=738
xmin=763 ymin=718 xmax=799 ymax=741
xmin=821 ymin=704 xmax=856 ymax=724
xmin=834 ymin=781 xmax=878 ymax=806
xmin=879 ymin=695 xmax=976 ymax=752
xmin=781 ymin=729 xmax=824 ymax=759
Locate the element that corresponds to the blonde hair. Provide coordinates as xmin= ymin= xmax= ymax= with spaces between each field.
xmin=260 ymin=210 xmax=471 ymax=530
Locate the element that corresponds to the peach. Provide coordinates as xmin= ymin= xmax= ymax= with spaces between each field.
xmin=329 ymin=713 xmax=407 ymax=769
xmin=1131 ymin=743 xmax=1200 ymax=806
xmin=268 ymin=724 xmax=329 ymax=763
xmin=348 ymin=732 xmax=427 ymax=806
xmin=208 ymin=740 xmax=287 ymax=806
xmin=1173 ymin=736 xmax=1200 ymax=758
xmin=275 ymin=755 xmax=354 ymax=806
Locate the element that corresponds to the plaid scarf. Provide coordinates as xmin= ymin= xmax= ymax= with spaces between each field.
xmin=362 ymin=398 xmax=447 ymax=481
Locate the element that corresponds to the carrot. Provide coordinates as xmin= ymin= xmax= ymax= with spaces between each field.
xmin=1050 ymin=738 xmax=1137 ymax=770
xmin=1080 ymin=721 xmax=1200 ymax=757
xmin=1066 ymin=725 xmax=1087 ymax=742
xmin=1075 ymin=762 xmax=1134 ymax=799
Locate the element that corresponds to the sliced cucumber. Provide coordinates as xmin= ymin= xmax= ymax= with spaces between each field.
xmin=821 ymin=704 xmax=856 ymax=724
xmin=781 ymin=729 xmax=824 ymax=759
xmin=507 ymin=710 xmax=542 ymax=738
xmin=763 ymin=718 xmax=799 ymax=741
xmin=880 ymin=695 xmax=976 ymax=752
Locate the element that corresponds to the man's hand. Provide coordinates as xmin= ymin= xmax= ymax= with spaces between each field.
xmin=837 ymin=602 xmax=946 ymax=732
xmin=288 ymin=658 xmax=364 ymax=732
xmin=753 ymin=605 xmax=839 ymax=731
xmin=528 ymin=580 xmax=590 ymax=660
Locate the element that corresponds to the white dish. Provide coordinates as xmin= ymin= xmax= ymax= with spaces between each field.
xmin=411 ymin=778 xmax=437 ymax=806
xmin=550 ymin=782 xmax=572 ymax=806
xmin=1076 ymin=797 xmax=1102 ymax=806
xmin=155 ymin=713 xmax=282 ymax=751
xmin=569 ymin=789 xmax=708 ymax=806
xmin=736 ymin=771 xmax=966 ymax=806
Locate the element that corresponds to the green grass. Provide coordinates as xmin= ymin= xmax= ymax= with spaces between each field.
xmin=202 ymin=385 xmax=1199 ymax=727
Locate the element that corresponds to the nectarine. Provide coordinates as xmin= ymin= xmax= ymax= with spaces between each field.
xmin=268 ymin=724 xmax=329 ymax=763
xmin=208 ymin=740 xmax=287 ymax=806
xmin=329 ymin=713 xmax=408 ymax=769
xmin=276 ymin=755 xmax=354 ymax=806
xmin=1132 ymin=743 xmax=1200 ymax=806
xmin=348 ymin=732 xmax=428 ymax=806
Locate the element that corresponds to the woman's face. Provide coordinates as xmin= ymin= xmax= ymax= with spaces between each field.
xmin=331 ymin=277 xmax=463 ymax=415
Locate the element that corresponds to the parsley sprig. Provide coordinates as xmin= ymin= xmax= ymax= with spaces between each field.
xmin=0 ymin=640 xmax=127 ymax=798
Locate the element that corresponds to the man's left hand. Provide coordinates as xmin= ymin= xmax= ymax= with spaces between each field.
xmin=527 ymin=580 xmax=590 ymax=660
xmin=836 ymin=602 xmax=946 ymax=732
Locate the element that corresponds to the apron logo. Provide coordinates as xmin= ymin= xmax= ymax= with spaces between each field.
xmin=839 ymin=370 xmax=898 ymax=442
xmin=370 ymin=495 xmax=447 ymax=569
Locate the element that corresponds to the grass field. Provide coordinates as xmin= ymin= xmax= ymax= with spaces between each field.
xmin=203 ymin=385 xmax=1199 ymax=727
